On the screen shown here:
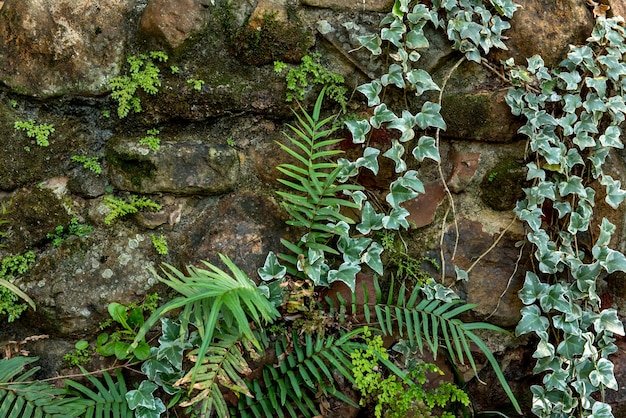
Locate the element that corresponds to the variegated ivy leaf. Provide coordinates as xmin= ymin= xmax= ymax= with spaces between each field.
xmin=589 ymin=147 xmax=609 ymax=177
xmin=327 ymin=261 xmax=360 ymax=291
xmin=600 ymin=174 xmax=626 ymax=209
xmin=558 ymin=176 xmax=585 ymax=197
xmin=382 ymin=207 xmax=410 ymax=230
xmin=601 ymin=248 xmax=626 ymax=274
xmin=558 ymin=113 xmax=577 ymax=136
xmin=412 ymin=135 xmax=440 ymax=162
xmin=338 ymin=235 xmax=372 ymax=264
xmin=356 ymin=81 xmax=382 ymax=107
xmin=345 ymin=119 xmax=371 ymax=144
xmin=362 ymin=241 xmax=384 ymax=275
xmin=357 ymin=33 xmax=382 ymax=55
xmin=556 ymin=332 xmax=586 ymax=358
xmin=589 ymin=359 xmax=618 ymax=391
xmin=406 ymin=25 xmax=430 ymax=49
xmin=526 ymin=162 xmax=545 ymax=181
xmin=398 ymin=170 xmax=425 ymax=193
xmin=557 ymin=70 xmax=582 ymax=90
xmin=533 ymin=339 xmax=556 ymax=360
xmin=344 ymin=189 xmax=367 ymax=208
xmin=589 ymin=402 xmax=614 ymax=418
xmin=516 ymin=305 xmax=550 ymax=337
xmin=381 ymin=19 xmax=406 ymax=48
xmin=383 ymin=139 xmax=407 ymax=173
xmin=370 ymin=103 xmax=396 ymax=128
xmin=519 ymin=272 xmax=549 ymax=305
xmin=258 ymin=251 xmax=286 ymax=281
xmin=552 ymin=201 xmax=571 ymax=218
xmin=327 ymin=221 xmax=350 ymax=237
xmin=357 ymin=202 xmax=384 ymax=234
xmin=407 ymin=3 xmax=434 ymax=23
xmin=381 ymin=63 xmax=405 ymax=88
xmin=543 ymin=369 xmax=569 ymax=392
xmin=406 ymin=69 xmax=440 ymax=95
xmin=416 ymin=101 xmax=446 ymax=130
xmin=539 ymin=283 xmax=571 ymax=313
xmin=454 ymin=266 xmax=468 ymax=281
xmin=421 ymin=281 xmax=459 ymax=302
xmin=574 ymin=131 xmax=596 ymax=149
xmin=387 ymin=110 xmax=417 ymax=142
xmin=355 ymin=147 xmax=380 ymax=175
xmin=585 ymin=76 xmax=607 ymax=97
xmin=599 ymin=125 xmax=623 ymax=149
xmin=386 ymin=174 xmax=421 ymax=208
xmin=594 ymin=309 xmax=625 ymax=336
xmin=563 ymin=93 xmax=582 ymax=113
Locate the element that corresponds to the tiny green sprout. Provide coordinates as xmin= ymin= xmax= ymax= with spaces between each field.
xmin=170 ymin=65 xmax=180 ymax=74
xmin=150 ymin=233 xmax=169 ymax=255
xmin=14 ymin=119 xmax=55 ymax=147
xmin=273 ymin=60 xmax=287 ymax=73
xmin=23 ymin=146 xmax=30 ymax=152
xmin=71 ymin=155 xmax=102 ymax=175
xmin=64 ymin=339 xmax=91 ymax=367
xmin=140 ymin=128 xmax=161 ymax=151
xmin=488 ymin=171 xmax=497 ymax=182
xmin=102 ymin=109 xmax=111 ymax=118
xmin=187 ymin=78 xmax=205 ymax=91
xmin=226 ymin=137 xmax=235 ymax=147
xmin=9 ymin=99 xmax=17 ymax=108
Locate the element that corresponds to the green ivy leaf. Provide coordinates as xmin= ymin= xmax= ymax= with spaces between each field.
xmin=338 ymin=235 xmax=371 ymax=263
xmin=543 ymin=369 xmax=569 ymax=392
xmin=557 ymin=70 xmax=582 ymax=90
xmin=386 ymin=175 xmax=419 ymax=207
xmin=590 ymin=402 xmax=614 ymax=418
xmin=412 ymin=135 xmax=440 ymax=162
xmin=558 ymin=176 xmax=585 ymax=197
xmin=601 ymin=175 xmax=626 ymax=209
xmin=387 ymin=110 xmax=417 ymax=142
xmin=258 ymin=251 xmax=287 ymax=281
xmin=454 ymin=266 xmax=468 ymax=281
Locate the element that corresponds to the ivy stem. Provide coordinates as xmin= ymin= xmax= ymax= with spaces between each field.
xmin=435 ymin=55 xmax=465 ymax=265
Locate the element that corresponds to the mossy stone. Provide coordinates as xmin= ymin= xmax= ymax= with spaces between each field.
xmin=480 ymin=158 xmax=527 ymax=211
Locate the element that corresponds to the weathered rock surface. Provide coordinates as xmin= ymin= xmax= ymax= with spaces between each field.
xmin=0 ymin=0 xmax=135 ymax=97
xmin=106 ymin=136 xmax=240 ymax=195
xmin=490 ymin=0 xmax=595 ymax=67
xmin=139 ymin=0 xmax=207 ymax=49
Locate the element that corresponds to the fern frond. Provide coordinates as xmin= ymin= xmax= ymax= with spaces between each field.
xmin=235 ymin=329 xmax=365 ymax=418
xmin=132 ymin=254 xmax=279 ymax=389
xmin=64 ymin=368 xmax=132 ymax=417
xmin=175 ymin=331 xmax=252 ymax=417
xmin=334 ymin=276 xmax=521 ymax=413
xmin=0 ymin=357 xmax=90 ymax=417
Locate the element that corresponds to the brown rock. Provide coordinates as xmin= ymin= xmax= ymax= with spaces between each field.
xmin=405 ymin=181 xmax=446 ymax=228
xmin=0 ymin=0 xmax=134 ymax=97
xmin=491 ymin=0 xmax=594 ymax=67
xmin=440 ymin=218 xmax=529 ymax=327
xmin=447 ymin=150 xmax=480 ymax=193
xmin=301 ymin=0 xmax=393 ymax=12
xmin=139 ymin=0 xmax=207 ymax=49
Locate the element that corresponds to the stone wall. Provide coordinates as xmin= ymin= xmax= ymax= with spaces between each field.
xmin=1 ymin=0 xmax=626 ymax=414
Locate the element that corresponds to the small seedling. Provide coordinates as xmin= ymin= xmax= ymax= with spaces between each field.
xmin=64 ymin=340 xmax=91 ymax=367
xmin=140 ymin=128 xmax=161 ymax=151
xmin=187 ymin=78 xmax=205 ymax=91
xmin=14 ymin=119 xmax=55 ymax=146
xmin=150 ymin=233 xmax=168 ymax=255
xmin=71 ymin=155 xmax=102 ymax=175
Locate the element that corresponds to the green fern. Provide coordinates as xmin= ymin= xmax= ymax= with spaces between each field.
xmin=64 ymin=368 xmax=133 ymax=417
xmin=328 ymin=276 xmax=521 ymax=413
xmin=276 ymin=87 xmax=362 ymax=256
xmin=235 ymin=328 xmax=365 ymax=418
xmin=131 ymin=254 xmax=279 ymax=409
xmin=0 ymin=356 xmax=90 ymax=417
xmin=176 ymin=331 xmax=253 ymax=417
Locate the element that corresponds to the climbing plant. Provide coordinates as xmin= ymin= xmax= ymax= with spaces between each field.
xmin=507 ymin=16 xmax=626 ymax=418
